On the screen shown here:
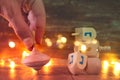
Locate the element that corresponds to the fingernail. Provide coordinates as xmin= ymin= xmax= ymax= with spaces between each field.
xmin=23 ymin=37 xmax=34 ymax=51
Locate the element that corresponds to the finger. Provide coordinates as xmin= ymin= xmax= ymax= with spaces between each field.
xmin=2 ymin=1 xmax=34 ymax=50
xmin=28 ymin=0 xmax=46 ymax=44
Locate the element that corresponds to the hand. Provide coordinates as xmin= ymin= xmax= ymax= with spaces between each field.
xmin=0 ymin=0 xmax=46 ymax=50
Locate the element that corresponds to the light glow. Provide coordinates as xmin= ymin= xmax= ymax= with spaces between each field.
xmin=81 ymin=44 xmax=87 ymax=53
xmin=43 ymin=59 xmax=53 ymax=73
xmin=9 ymin=60 xmax=16 ymax=79
xmin=113 ymin=62 xmax=120 ymax=76
xmin=57 ymin=36 xmax=67 ymax=44
xmin=74 ymin=41 xmax=80 ymax=46
xmin=9 ymin=60 xmax=15 ymax=69
xmin=44 ymin=59 xmax=53 ymax=67
xmin=92 ymin=39 xmax=98 ymax=44
xmin=45 ymin=38 xmax=52 ymax=47
xmin=58 ymin=44 xmax=64 ymax=49
xmin=0 ymin=59 xmax=5 ymax=67
xmin=8 ymin=41 xmax=16 ymax=48
xmin=102 ymin=60 xmax=109 ymax=73
xmin=56 ymin=34 xmax=67 ymax=49
xmin=22 ymin=51 xmax=30 ymax=60
xmin=61 ymin=37 xmax=67 ymax=43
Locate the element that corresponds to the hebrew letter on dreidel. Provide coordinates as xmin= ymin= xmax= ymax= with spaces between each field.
xmin=84 ymin=32 xmax=92 ymax=37
xmin=77 ymin=53 xmax=87 ymax=70
xmin=72 ymin=27 xmax=97 ymax=41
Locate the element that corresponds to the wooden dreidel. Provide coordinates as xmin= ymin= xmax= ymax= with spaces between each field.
xmin=86 ymin=58 xmax=101 ymax=74
xmin=22 ymin=31 xmax=50 ymax=71
xmin=72 ymin=27 xmax=97 ymax=41
xmin=68 ymin=51 xmax=87 ymax=75
xmin=22 ymin=48 xmax=50 ymax=71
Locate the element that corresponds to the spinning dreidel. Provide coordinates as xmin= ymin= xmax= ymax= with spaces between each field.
xmin=22 ymin=31 xmax=50 ymax=71
xmin=68 ymin=27 xmax=101 ymax=75
xmin=22 ymin=48 xmax=50 ymax=70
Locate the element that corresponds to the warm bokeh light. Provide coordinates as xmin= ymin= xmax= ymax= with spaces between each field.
xmin=9 ymin=60 xmax=15 ymax=69
xmin=102 ymin=60 xmax=109 ymax=73
xmin=81 ymin=44 xmax=87 ymax=53
xmin=9 ymin=60 xmax=16 ymax=79
xmin=31 ymin=69 xmax=37 ymax=75
xmin=58 ymin=44 xmax=65 ymax=49
xmin=92 ymin=39 xmax=98 ymax=44
xmin=45 ymin=38 xmax=52 ymax=47
xmin=0 ymin=59 xmax=5 ymax=67
xmin=57 ymin=35 xmax=67 ymax=44
xmin=43 ymin=59 xmax=53 ymax=73
xmin=8 ymin=41 xmax=16 ymax=48
xmin=22 ymin=51 xmax=30 ymax=60
xmin=44 ymin=59 xmax=53 ymax=67
xmin=61 ymin=37 xmax=67 ymax=43
xmin=56 ymin=34 xmax=67 ymax=49
xmin=101 ymin=53 xmax=118 ymax=63
xmin=74 ymin=41 xmax=81 ymax=46
xmin=10 ymin=68 xmax=15 ymax=79
xmin=113 ymin=62 xmax=120 ymax=76
xmin=111 ymin=61 xmax=116 ymax=65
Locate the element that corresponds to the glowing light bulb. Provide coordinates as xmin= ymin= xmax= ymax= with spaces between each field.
xmin=22 ymin=51 xmax=30 ymax=60
xmin=9 ymin=61 xmax=15 ymax=69
xmin=74 ymin=41 xmax=81 ymax=46
xmin=45 ymin=38 xmax=52 ymax=47
xmin=102 ymin=60 xmax=109 ymax=73
xmin=44 ymin=59 xmax=53 ymax=67
xmin=8 ymin=41 xmax=16 ymax=48
xmin=43 ymin=59 xmax=53 ymax=73
xmin=61 ymin=37 xmax=67 ymax=43
xmin=113 ymin=62 xmax=120 ymax=76
xmin=0 ymin=59 xmax=5 ymax=67
xmin=92 ymin=39 xmax=98 ymax=44
xmin=81 ymin=44 xmax=87 ymax=53
xmin=56 ymin=34 xmax=67 ymax=49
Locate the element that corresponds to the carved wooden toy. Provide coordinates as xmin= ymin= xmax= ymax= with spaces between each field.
xmin=68 ymin=27 xmax=110 ymax=75
xmin=22 ymin=48 xmax=50 ymax=71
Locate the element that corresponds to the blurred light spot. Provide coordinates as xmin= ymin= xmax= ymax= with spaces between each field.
xmin=8 ymin=41 xmax=16 ymax=48
xmin=44 ymin=59 xmax=53 ymax=67
xmin=81 ymin=44 xmax=87 ymax=53
xmin=31 ymin=69 xmax=37 ymax=75
xmin=111 ymin=61 xmax=116 ymax=65
xmin=0 ymin=59 xmax=5 ymax=67
xmin=57 ymin=35 xmax=67 ymax=44
xmin=22 ymin=51 xmax=30 ymax=60
xmin=74 ymin=41 xmax=80 ymax=46
xmin=92 ymin=39 xmax=98 ymax=44
xmin=9 ymin=60 xmax=16 ymax=79
xmin=43 ymin=66 xmax=50 ymax=73
xmin=56 ymin=34 xmax=67 ymax=49
xmin=61 ymin=37 xmax=67 ymax=43
xmin=45 ymin=38 xmax=52 ymax=47
xmin=57 ymin=34 xmax=62 ymax=38
xmin=58 ymin=44 xmax=65 ymax=49
xmin=9 ymin=60 xmax=15 ymax=69
xmin=102 ymin=60 xmax=109 ymax=73
xmin=113 ymin=62 xmax=120 ymax=76
xmin=43 ymin=59 xmax=53 ymax=73
xmin=10 ymin=68 xmax=15 ymax=79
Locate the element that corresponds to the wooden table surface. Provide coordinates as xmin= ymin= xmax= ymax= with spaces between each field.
xmin=0 ymin=58 xmax=120 ymax=80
